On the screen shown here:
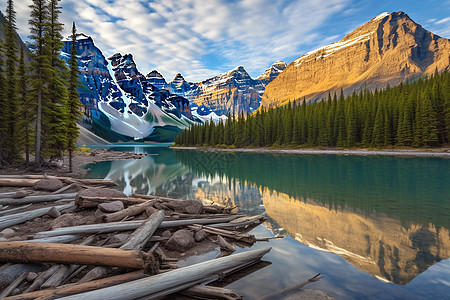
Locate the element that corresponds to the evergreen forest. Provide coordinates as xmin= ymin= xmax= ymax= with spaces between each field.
xmin=175 ymin=70 xmax=450 ymax=148
xmin=0 ymin=0 xmax=81 ymax=170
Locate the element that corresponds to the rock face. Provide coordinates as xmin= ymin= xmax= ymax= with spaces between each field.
xmin=60 ymin=34 xmax=195 ymax=143
xmin=261 ymin=11 xmax=450 ymax=108
xmin=164 ymin=62 xmax=286 ymax=118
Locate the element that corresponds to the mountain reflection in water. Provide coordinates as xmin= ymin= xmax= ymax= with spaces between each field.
xmin=84 ymin=147 xmax=450 ymax=295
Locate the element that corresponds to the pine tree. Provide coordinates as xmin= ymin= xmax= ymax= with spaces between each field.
xmin=17 ymin=48 xmax=34 ymax=166
xmin=4 ymin=0 xmax=19 ymax=162
xmin=29 ymin=0 xmax=50 ymax=166
xmin=44 ymin=0 xmax=68 ymax=159
xmin=67 ymin=22 xmax=82 ymax=172
xmin=0 ymin=49 xmax=5 ymax=165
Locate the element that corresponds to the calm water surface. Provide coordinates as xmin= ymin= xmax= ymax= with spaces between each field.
xmin=85 ymin=146 xmax=450 ymax=299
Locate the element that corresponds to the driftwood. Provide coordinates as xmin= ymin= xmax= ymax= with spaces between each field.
xmin=76 ymin=196 xmax=149 ymax=208
xmin=121 ymin=210 xmax=165 ymax=250
xmin=5 ymin=271 xmax=147 ymax=300
xmin=0 ymin=178 xmax=41 ymax=187
xmin=23 ymin=265 xmax=60 ymax=293
xmin=179 ymin=285 xmax=242 ymax=300
xmin=217 ymin=235 xmax=236 ymax=253
xmin=189 ymin=225 xmax=256 ymax=244
xmin=257 ymin=273 xmax=324 ymax=300
xmin=0 ymin=204 xmax=74 ymax=231
xmin=34 ymin=215 xmax=240 ymax=238
xmin=57 ymin=247 xmax=271 ymax=300
xmin=0 ymin=193 xmax=77 ymax=206
xmin=0 ymin=204 xmax=32 ymax=216
xmin=51 ymin=184 xmax=74 ymax=195
xmin=27 ymin=235 xmax=82 ymax=244
xmin=101 ymin=200 xmax=156 ymax=223
xmin=0 ymin=272 xmax=28 ymax=298
xmin=78 ymin=210 xmax=165 ymax=284
xmin=0 ymin=242 xmax=153 ymax=269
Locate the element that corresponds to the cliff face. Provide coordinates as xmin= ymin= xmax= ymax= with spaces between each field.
xmin=261 ymin=11 xmax=450 ymax=108
xmin=60 ymin=34 xmax=194 ymax=143
xmin=262 ymin=189 xmax=450 ymax=285
xmin=165 ymin=62 xmax=286 ymax=116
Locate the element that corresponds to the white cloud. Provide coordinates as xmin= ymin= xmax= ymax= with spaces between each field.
xmin=8 ymin=0 xmax=351 ymax=82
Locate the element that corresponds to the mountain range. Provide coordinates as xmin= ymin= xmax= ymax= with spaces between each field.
xmin=5 ymin=11 xmax=449 ymax=143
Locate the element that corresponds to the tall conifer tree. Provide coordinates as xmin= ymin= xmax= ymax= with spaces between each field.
xmin=29 ymin=0 xmax=50 ymax=166
xmin=4 ymin=0 xmax=19 ymax=162
xmin=67 ymin=22 xmax=82 ymax=172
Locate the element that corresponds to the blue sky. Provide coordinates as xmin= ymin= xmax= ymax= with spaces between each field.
xmin=9 ymin=0 xmax=450 ymax=82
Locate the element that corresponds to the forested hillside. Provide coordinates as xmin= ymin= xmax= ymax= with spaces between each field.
xmin=175 ymin=70 xmax=450 ymax=148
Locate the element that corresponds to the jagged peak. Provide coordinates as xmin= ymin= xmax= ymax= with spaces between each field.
xmin=371 ymin=12 xmax=390 ymax=22
xmin=146 ymin=69 xmax=164 ymax=79
xmin=63 ymin=32 xmax=91 ymax=42
xmin=172 ymin=73 xmax=186 ymax=82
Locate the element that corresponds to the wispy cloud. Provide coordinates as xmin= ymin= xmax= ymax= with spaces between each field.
xmin=10 ymin=0 xmax=351 ymax=81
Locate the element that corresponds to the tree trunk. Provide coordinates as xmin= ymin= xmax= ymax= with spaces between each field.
xmin=68 ymin=148 xmax=72 ymax=173
xmin=121 ymin=210 xmax=165 ymax=250
xmin=0 ymin=242 xmax=153 ymax=269
xmin=0 ymin=193 xmax=77 ymax=205
xmin=35 ymin=87 xmax=41 ymax=167
xmin=56 ymin=248 xmax=271 ymax=300
xmin=101 ymin=200 xmax=156 ymax=223
xmin=34 ymin=216 xmax=240 ymax=238
xmin=6 ymin=271 xmax=146 ymax=300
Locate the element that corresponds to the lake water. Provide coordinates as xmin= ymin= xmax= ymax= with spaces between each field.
xmin=84 ymin=146 xmax=450 ymax=299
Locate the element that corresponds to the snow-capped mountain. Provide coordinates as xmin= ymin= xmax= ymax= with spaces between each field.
xmin=261 ymin=11 xmax=450 ymax=108
xmin=61 ymin=34 xmax=195 ymax=143
xmin=161 ymin=62 xmax=286 ymax=116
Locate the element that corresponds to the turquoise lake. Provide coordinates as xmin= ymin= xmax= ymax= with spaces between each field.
xmin=84 ymin=146 xmax=450 ymax=299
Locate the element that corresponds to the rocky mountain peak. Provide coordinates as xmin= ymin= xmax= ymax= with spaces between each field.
xmin=257 ymin=61 xmax=287 ymax=81
xmin=171 ymin=73 xmax=186 ymax=86
xmin=146 ymin=69 xmax=164 ymax=79
xmin=261 ymin=11 xmax=450 ymax=109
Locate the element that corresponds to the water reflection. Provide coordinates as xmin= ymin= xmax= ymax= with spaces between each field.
xmin=84 ymin=147 xmax=450 ymax=294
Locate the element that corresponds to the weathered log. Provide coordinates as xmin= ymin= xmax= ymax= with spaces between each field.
xmin=0 ymin=242 xmax=152 ymax=269
xmin=23 ymin=265 xmax=60 ymax=293
xmin=0 ymin=193 xmax=77 ymax=206
xmin=76 ymin=196 xmax=148 ymax=208
xmin=4 ymin=271 xmax=146 ymax=300
xmin=0 ymin=204 xmax=32 ymax=216
xmin=40 ymin=266 xmax=70 ymax=289
xmin=121 ymin=210 xmax=165 ymax=250
xmin=189 ymin=225 xmax=256 ymax=244
xmin=51 ymin=184 xmax=74 ymax=195
xmin=217 ymin=235 xmax=236 ymax=253
xmin=34 ymin=215 xmax=240 ymax=238
xmin=0 ymin=178 xmax=40 ymax=187
xmin=179 ymin=285 xmax=242 ymax=300
xmin=57 ymin=248 xmax=271 ymax=300
xmin=27 ymin=235 xmax=82 ymax=244
xmin=0 ymin=204 xmax=74 ymax=231
xmin=101 ymin=200 xmax=156 ymax=223
xmin=0 ymin=272 xmax=28 ymax=298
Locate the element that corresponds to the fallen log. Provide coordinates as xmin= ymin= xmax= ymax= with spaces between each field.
xmin=179 ymin=285 xmax=242 ymax=300
xmin=101 ymin=200 xmax=156 ymax=223
xmin=78 ymin=210 xmax=165 ymax=284
xmin=0 ymin=242 xmax=153 ymax=269
xmin=34 ymin=215 xmax=240 ymax=238
xmin=4 ymin=271 xmax=147 ymax=300
xmin=0 ymin=204 xmax=74 ymax=231
xmin=0 ymin=178 xmax=40 ymax=187
xmin=217 ymin=235 xmax=236 ymax=253
xmin=189 ymin=225 xmax=256 ymax=244
xmin=76 ymin=196 xmax=149 ymax=208
xmin=121 ymin=210 xmax=165 ymax=250
xmin=57 ymin=247 xmax=271 ymax=300
xmin=0 ymin=272 xmax=28 ymax=298
xmin=0 ymin=193 xmax=77 ymax=206
xmin=27 ymin=235 xmax=82 ymax=244
xmin=23 ymin=265 xmax=60 ymax=293
xmin=0 ymin=204 xmax=32 ymax=216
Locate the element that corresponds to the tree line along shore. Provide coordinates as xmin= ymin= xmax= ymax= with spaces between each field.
xmin=175 ymin=70 xmax=450 ymax=149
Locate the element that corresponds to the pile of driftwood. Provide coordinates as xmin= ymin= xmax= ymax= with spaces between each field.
xmin=0 ymin=174 xmax=270 ymax=299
